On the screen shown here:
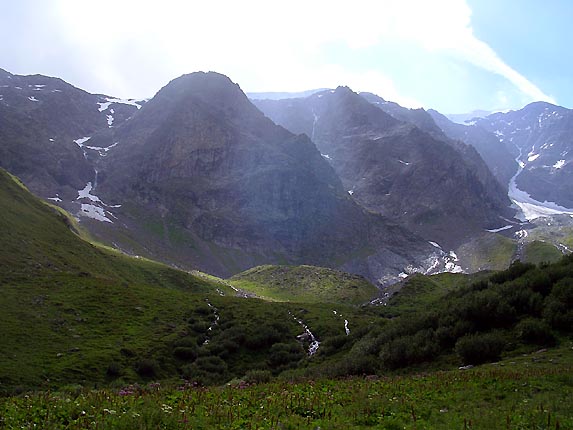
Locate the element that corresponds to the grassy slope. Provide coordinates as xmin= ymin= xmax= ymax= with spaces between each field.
xmin=382 ymin=271 xmax=490 ymax=317
xmin=229 ymin=264 xmax=379 ymax=304
xmin=523 ymin=240 xmax=563 ymax=265
xmin=458 ymin=233 xmax=516 ymax=272
xmin=0 ymin=169 xmax=379 ymax=391
xmin=0 ymin=169 xmax=224 ymax=389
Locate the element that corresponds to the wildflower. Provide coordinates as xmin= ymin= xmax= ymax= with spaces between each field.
xmin=148 ymin=382 xmax=161 ymax=390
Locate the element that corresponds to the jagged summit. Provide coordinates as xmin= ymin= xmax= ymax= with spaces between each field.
xmin=93 ymin=72 xmax=434 ymax=282
xmin=254 ymin=86 xmax=513 ymax=247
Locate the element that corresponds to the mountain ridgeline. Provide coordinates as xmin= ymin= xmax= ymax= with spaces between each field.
xmin=254 ymin=88 xmax=513 ymax=248
xmin=3 ymin=67 xmax=573 ymax=284
xmin=1 ymin=70 xmax=443 ymax=284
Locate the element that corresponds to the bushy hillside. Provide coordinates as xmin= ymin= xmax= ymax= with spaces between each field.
xmin=304 ymin=257 xmax=573 ymax=377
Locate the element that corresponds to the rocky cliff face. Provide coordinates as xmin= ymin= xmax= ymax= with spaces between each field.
xmin=428 ymin=109 xmax=517 ymax=188
xmin=255 ymin=88 xmax=513 ymax=247
xmin=0 ymin=68 xmax=141 ymax=200
xmin=89 ymin=72 xmax=437 ymax=282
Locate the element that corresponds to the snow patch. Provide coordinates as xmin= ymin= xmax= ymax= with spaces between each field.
xmin=348 ymin=190 xmax=354 ymax=195
xmin=553 ymin=160 xmax=566 ymax=169
xmin=528 ymin=153 xmax=540 ymax=162
xmin=398 ymin=159 xmax=410 ymax=165
xmin=74 ymin=136 xmax=91 ymax=148
xmin=77 ymin=182 xmax=101 ymax=203
xmin=80 ymin=204 xmax=112 ymax=223
xmin=97 ymin=101 xmax=112 ymax=112
xmin=47 ymin=197 xmax=62 ymax=202
xmin=106 ymin=114 xmax=114 ymax=127
xmin=486 ymin=225 xmax=514 ymax=233
xmin=344 ymin=320 xmax=350 ymax=336
xmin=28 ymin=96 xmax=39 ymax=102
xmin=428 ymin=241 xmax=441 ymax=249
xmin=84 ymin=142 xmax=119 ymax=156
xmin=104 ymin=97 xmax=142 ymax=109
xmin=321 ymin=153 xmax=331 ymax=160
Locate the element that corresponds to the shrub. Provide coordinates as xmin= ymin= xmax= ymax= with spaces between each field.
xmin=455 ymin=332 xmax=506 ymax=365
xmin=106 ymin=361 xmax=123 ymax=377
xmin=194 ymin=356 xmax=227 ymax=374
xmin=245 ymin=369 xmax=272 ymax=384
xmin=268 ymin=342 xmax=304 ymax=367
xmin=173 ymin=346 xmax=198 ymax=361
xmin=244 ymin=326 xmax=284 ymax=350
xmin=379 ymin=329 xmax=439 ymax=369
xmin=319 ymin=334 xmax=349 ymax=356
xmin=543 ymin=278 xmax=573 ymax=331
xmin=515 ymin=318 xmax=556 ymax=346
xmin=135 ymin=358 xmax=158 ymax=377
xmin=490 ymin=261 xmax=535 ymax=284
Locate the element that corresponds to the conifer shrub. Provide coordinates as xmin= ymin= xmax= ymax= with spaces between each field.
xmin=135 ymin=358 xmax=158 ymax=377
xmin=543 ymin=277 xmax=573 ymax=331
xmin=515 ymin=318 xmax=556 ymax=346
xmin=455 ymin=332 xmax=506 ymax=364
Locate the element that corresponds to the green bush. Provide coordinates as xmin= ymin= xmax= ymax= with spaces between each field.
xmin=106 ymin=361 xmax=123 ymax=377
xmin=543 ymin=278 xmax=573 ymax=331
xmin=490 ymin=261 xmax=534 ymax=284
xmin=135 ymin=358 xmax=158 ymax=377
xmin=379 ymin=329 xmax=439 ymax=369
xmin=245 ymin=369 xmax=272 ymax=384
xmin=268 ymin=342 xmax=304 ymax=367
xmin=515 ymin=318 xmax=556 ymax=346
xmin=194 ymin=356 xmax=228 ymax=374
xmin=173 ymin=346 xmax=198 ymax=361
xmin=455 ymin=332 xmax=506 ymax=364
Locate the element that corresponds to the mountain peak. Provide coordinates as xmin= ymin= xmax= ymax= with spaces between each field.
xmin=151 ymin=71 xmax=260 ymax=119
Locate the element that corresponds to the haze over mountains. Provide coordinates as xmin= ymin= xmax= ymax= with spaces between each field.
xmin=2 ymin=67 xmax=573 ymax=285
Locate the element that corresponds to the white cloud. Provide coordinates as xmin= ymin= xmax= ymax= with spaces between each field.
xmin=44 ymin=0 xmax=554 ymax=107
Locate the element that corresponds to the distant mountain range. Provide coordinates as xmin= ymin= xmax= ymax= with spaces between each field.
xmin=253 ymin=88 xmax=513 ymax=248
xmin=2 ymin=67 xmax=573 ymax=284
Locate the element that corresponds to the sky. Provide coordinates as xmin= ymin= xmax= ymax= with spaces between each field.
xmin=1 ymin=0 xmax=571 ymax=113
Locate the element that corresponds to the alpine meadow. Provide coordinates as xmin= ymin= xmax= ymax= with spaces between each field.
xmin=2 ymin=1 xmax=573 ymax=428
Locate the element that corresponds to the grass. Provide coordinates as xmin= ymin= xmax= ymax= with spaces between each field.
xmin=382 ymin=271 xmax=490 ymax=317
xmin=229 ymin=265 xmax=379 ymax=304
xmin=2 ymin=345 xmax=572 ymax=429
xmin=523 ymin=241 xmax=564 ymax=265
xmin=458 ymin=233 xmax=516 ymax=272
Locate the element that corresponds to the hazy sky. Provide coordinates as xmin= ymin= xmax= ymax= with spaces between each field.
xmin=1 ymin=0 xmax=570 ymax=113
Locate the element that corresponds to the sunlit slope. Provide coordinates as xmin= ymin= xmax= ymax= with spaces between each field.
xmin=229 ymin=265 xmax=379 ymax=304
